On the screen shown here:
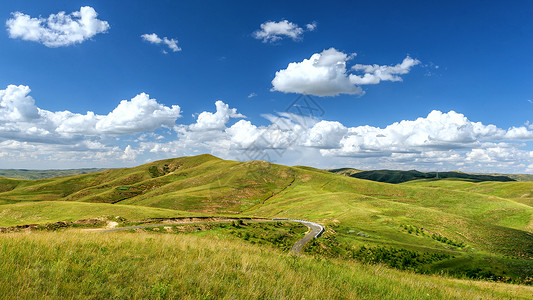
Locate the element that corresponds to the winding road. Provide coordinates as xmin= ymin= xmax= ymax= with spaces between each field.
xmin=272 ymin=219 xmax=324 ymax=254
xmin=102 ymin=218 xmax=324 ymax=255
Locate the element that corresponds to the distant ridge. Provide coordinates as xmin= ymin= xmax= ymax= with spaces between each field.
xmin=329 ymin=169 xmax=515 ymax=184
xmin=0 ymin=168 xmax=108 ymax=180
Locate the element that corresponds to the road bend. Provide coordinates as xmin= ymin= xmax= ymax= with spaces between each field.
xmin=102 ymin=218 xmax=324 ymax=255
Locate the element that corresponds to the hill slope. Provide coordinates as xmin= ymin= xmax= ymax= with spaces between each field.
xmin=1 ymin=154 xmax=532 ymax=283
xmin=329 ymin=169 xmax=515 ymax=184
xmin=0 ymin=168 xmax=107 ymax=180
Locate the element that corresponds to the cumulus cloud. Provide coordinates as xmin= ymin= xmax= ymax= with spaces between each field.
xmin=272 ymin=48 xmax=363 ymax=96
xmin=97 ymin=93 xmax=181 ymax=134
xmin=146 ymin=101 xmax=246 ymax=159
xmin=304 ymin=121 xmax=347 ymax=148
xmin=147 ymin=107 xmax=533 ymax=173
xmin=319 ymin=110 xmax=516 ymax=157
xmin=226 ymin=120 xmax=261 ymax=148
xmin=6 ymin=6 xmax=109 ymax=47
xmin=306 ymin=22 xmax=317 ymax=31
xmin=0 ymin=85 xmax=181 ymax=142
xmin=0 ymin=85 xmax=39 ymax=121
xmin=0 ymin=138 xmax=135 ymax=168
xmin=227 ymin=114 xmax=306 ymax=151
xmin=2 ymin=87 xmax=533 ymax=172
xmin=253 ymin=20 xmax=315 ymax=43
xmin=189 ymin=100 xmax=245 ymax=131
xmin=505 ymin=126 xmax=533 ymax=139
xmin=271 ymin=48 xmax=419 ymax=97
xmin=141 ymin=33 xmax=181 ymax=52
xmin=121 ymin=145 xmax=140 ymax=160
xmin=350 ymin=56 xmax=420 ymax=85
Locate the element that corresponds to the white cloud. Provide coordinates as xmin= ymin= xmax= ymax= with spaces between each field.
xmin=253 ymin=20 xmax=305 ymax=43
xmin=141 ymin=33 xmax=181 ymax=52
xmin=320 ymin=110 xmax=518 ymax=157
xmin=228 ymin=114 xmax=306 ymax=151
xmin=272 ymin=48 xmax=420 ymax=97
xmin=6 ymin=6 xmax=109 ymax=47
xmin=96 ymin=93 xmax=181 ymax=134
xmin=122 ymin=145 xmax=140 ymax=160
xmin=272 ymin=48 xmax=363 ymax=96
xmin=145 ymin=101 xmax=246 ymax=159
xmin=226 ymin=120 xmax=261 ymax=148
xmin=248 ymin=93 xmax=257 ymax=98
xmin=154 ymin=107 xmax=533 ymax=173
xmin=189 ymin=100 xmax=245 ymax=131
xmin=350 ymin=56 xmax=421 ymax=85
xmin=0 ymin=85 xmax=181 ymax=141
xmin=2 ymin=87 xmax=533 ymax=173
xmin=0 ymin=85 xmax=39 ymax=121
xmin=140 ymin=33 xmax=161 ymax=44
xmin=505 ymin=126 xmax=533 ymax=140
xmin=304 ymin=120 xmax=347 ymax=148
xmin=306 ymin=22 xmax=317 ymax=31
xmin=0 ymin=138 xmax=137 ymax=169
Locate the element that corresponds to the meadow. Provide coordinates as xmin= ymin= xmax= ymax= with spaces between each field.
xmin=1 ymin=231 xmax=532 ymax=299
xmin=1 ymin=154 xmax=532 ymax=298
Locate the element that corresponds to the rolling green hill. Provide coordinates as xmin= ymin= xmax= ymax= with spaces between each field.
xmin=328 ymin=169 xmax=515 ymax=184
xmin=403 ymin=179 xmax=533 ymax=208
xmin=1 ymin=154 xmax=533 ymax=288
xmin=0 ymin=168 xmax=107 ymax=180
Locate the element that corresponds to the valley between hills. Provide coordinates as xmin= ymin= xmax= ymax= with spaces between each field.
xmin=1 ymin=154 xmax=532 ymax=299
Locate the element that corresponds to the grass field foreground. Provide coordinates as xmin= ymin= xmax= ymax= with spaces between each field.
xmin=1 ymin=231 xmax=532 ymax=299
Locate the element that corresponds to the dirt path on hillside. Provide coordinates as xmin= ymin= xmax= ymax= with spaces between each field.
xmin=101 ymin=218 xmax=324 ymax=255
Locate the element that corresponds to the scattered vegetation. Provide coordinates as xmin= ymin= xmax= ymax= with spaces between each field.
xmin=304 ymin=231 xmax=532 ymax=284
xmin=430 ymin=233 xmax=465 ymax=248
xmin=400 ymin=224 xmax=466 ymax=248
xmin=306 ymin=232 xmax=451 ymax=275
xmin=351 ymin=246 xmax=451 ymax=271
xmin=140 ymin=221 xmax=307 ymax=252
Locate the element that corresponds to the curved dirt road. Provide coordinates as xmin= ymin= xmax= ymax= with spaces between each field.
xmin=102 ymin=218 xmax=323 ymax=255
xmin=273 ymin=219 xmax=324 ymax=254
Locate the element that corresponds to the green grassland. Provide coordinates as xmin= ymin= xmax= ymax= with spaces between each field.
xmin=0 ymin=168 xmax=106 ymax=180
xmin=0 ymin=201 xmax=184 ymax=226
xmin=1 ymin=154 xmax=533 ymax=296
xmin=1 ymin=231 xmax=532 ymax=299
xmin=329 ymin=168 xmax=533 ymax=183
xmin=329 ymin=169 xmax=516 ymax=184
xmin=403 ymin=179 xmax=533 ymax=207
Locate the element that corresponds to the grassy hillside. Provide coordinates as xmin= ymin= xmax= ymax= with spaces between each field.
xmin=1 ymin=154 xmax=532 ymax=286
xmin=403 ymin=179 xmax=533 ymax=208
xmin=329 ymin=169 xmax=515 ymax=184
xmin=0 ymin=154 xmax=221 ymax=202
xmin=326 ymin=167 xmax=362 ymax=176
xmin=0 ymin=201 xmax=183 ymax=226
xmin=0 ymin=168 xmax=107 ymax=180
xmin=477 ymin=173 xmax=533 ymax=182
xmin=1 ymin=231 xmax=531 ymax=299
xmin=330 ymin=168 xmax=533 ymax=182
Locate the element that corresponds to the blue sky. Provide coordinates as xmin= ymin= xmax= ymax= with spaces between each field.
xmin=1 ymin=0 xmax=532 ymax=173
